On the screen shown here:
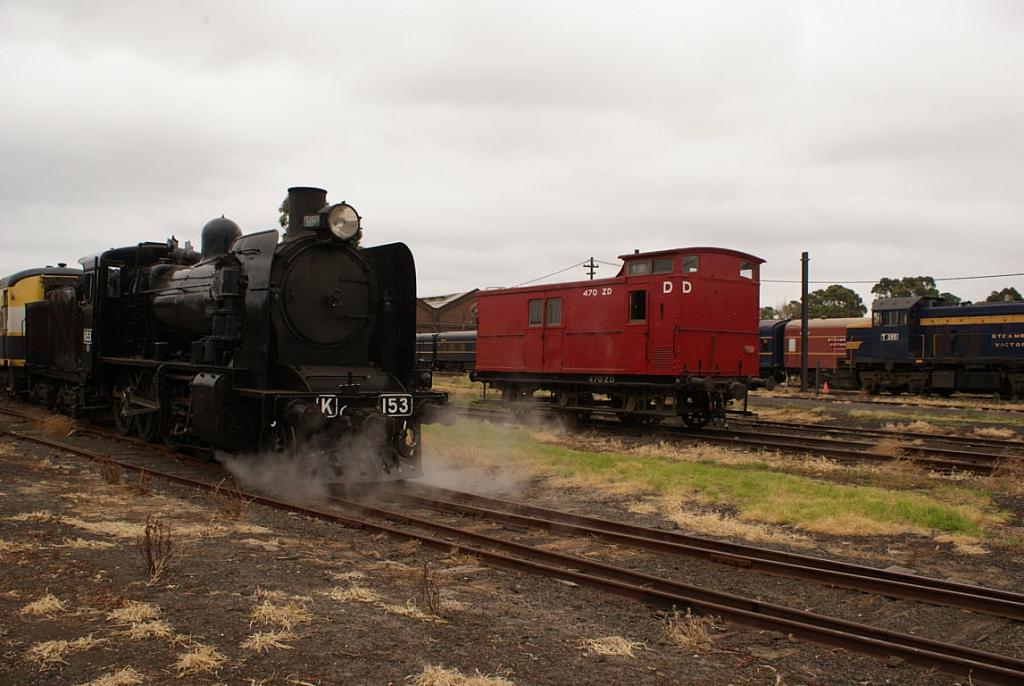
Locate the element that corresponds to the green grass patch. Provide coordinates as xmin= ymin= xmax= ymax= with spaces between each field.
xmin=423 ymin=420 xmax=1008 ymax=537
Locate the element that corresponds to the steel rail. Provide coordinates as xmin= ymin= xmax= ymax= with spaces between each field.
xmin=326 ymin=494 xmax=1024 ymax=684
xmin=461 ymin=406 xmax=1005 ymax=474
xmin=2 ymin=428 xmax=1023 ymax=684
xmin=733 ymin=417 xmax=1024 ymax=452
xmin=381 ymin=483 xmax=1024 ymax=621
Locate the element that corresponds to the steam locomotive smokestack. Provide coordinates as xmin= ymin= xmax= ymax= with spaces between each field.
xmin=285 ymin=186 xmax=328 ymax=240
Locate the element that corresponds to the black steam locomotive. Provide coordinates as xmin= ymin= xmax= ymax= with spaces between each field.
xmin=4 ymin=186 xmax=447 ymax=480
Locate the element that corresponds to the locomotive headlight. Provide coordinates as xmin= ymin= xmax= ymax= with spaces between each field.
xmin=326 ymin=202 xmax=361 ymax=241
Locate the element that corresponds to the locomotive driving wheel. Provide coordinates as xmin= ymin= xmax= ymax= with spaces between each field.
xmin=680 ymin=411 xmax=712 ymax=429
xmin=110 ymin=370 xmax=135 ymax=435
xmin=133 ymin=370 xmax=161 ymax=443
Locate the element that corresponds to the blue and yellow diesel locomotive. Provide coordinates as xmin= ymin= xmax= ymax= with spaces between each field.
xmin=846 ymin=296 xmax=1024 ymax=396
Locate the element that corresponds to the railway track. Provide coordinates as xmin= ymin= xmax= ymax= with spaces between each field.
xmin=462 ymin=404 xmax=1022 ymax=474
xmin=379 ymin=481 xmax=1024 ymax=621
xmin=771 ymin=389 xmax=1024 ymax=415
xmin=1 ymin=407 xmax=1024 ymax=682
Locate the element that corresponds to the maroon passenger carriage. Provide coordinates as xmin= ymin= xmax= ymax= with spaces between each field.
xmin=470 ymin=247 xmax=770 ymax=427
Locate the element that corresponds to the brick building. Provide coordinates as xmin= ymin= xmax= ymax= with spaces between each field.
xmin=416 ymin=289 xmax=479 ymax=333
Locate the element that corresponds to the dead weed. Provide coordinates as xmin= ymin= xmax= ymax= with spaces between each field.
xmin=211 ymin=479 xmax=252 ymax=520
xmin=174 ymin=643 xmax=226 ymax=676
xmin=983 ymin=459 xmax=1024 ymax=497
xmin=107 ymin=600 xmax=160 ymax=624
xmin=241 ymin=628 xmax=297 ymax=653
xmin=972 ymin=426 xmax=1018 ymax=440
xmin=409 ymin=664 xmax=514 ymax=686
xmin=76 ymin=667 xmax=145 ymax=686
xmin=19 ymin=593 xmax=67 ymax=618
xmin=662 ymin=607 xmax=718 ymax=652
xmin=140 ymin=516 xmax=175 ymax=585
xmin=250 ymin=594 xmax=313 ymax=631
xmin=883 ymin=420 xmax=947 ymax=435
xmin=122 ymin=620 xmax=174 ymax=641
xmin=581 ymin=636 xmax=645 ymax=657
xmin=24 ymin=635 xmax=107 ymax=670
xmin=39 ymin=415 xmax=74 ymax=436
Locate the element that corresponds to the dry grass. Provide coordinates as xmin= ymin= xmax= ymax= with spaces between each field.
xmin=39 ymin=414 xmax=74 ymax=436
xmin=250 ymin=596 xmax=313 ymax=630
xmin=984 ymin=459 xmax=1024 ymax=497
xmin=882 ymin=420 xmax=948 ymax=435
xmin=76 ymin=667 xmax=145 ymax=686
xmin=107 ymin=600 xmax=161 ymax=624
xmin=8 ymin=510 xmax=53 ymax=522
xmin=61 ymin=517 xmax=144 ymax=539
xmin=128 ymin=470 xmax=152 ymax=496
xmin=0 ymin=538 xmax=28 ymax=553
xmin=325 ymin=584 xmax=382 ymax=603
xmin=662 ymin=608 xmax=717 ymax=652
xmin=869 ymin=438 xmax=907 ymax=457
xmin=211 ymin=479 xmax=252 ymax=520
xmin=396 ymin=539 xmax=422 ymax=555
xmin=382 ymin=600 xmax=441 ymax=622
xmin=98 ymin=460 xmax=121 ymax=485
xmin=935 ymin=534 xmax=990 ymax=555
xmin=140 ymin=516 xmax=175 ymax=584
xmin=241 ymin=628 xmax=297 ymax=653
xmin=581 ymin=636 xmax=644 ymax=657
xmin=751 ymin=406 xmax=830 ymax=424
xmin=57 ymin=538 xmax=116 ymax=550
xmin=421 ymin=563 xmax=442 ymax=615
xmin=973 ymin=426 xmax=1019 ymax=440
xmin=122 ymin=620 xmax=174 ymax=641
xmin=324 ymin=584 xmax=444 ymax=622
xmin=19 ymin=593 xmax=67 ymax=618
xmin=24 ymin=635 xmax=107 ymax=670
xmin=410 ymin=664 xmax=515 ymax=686
xmin=174 ymin=643 xmax=226 ymax=676
xmin=644 ymin=501 xmax=813 ymax=547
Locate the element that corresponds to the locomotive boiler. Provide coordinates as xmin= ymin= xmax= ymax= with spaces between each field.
xmin=7 ymin=186 xmax=448 ymax=480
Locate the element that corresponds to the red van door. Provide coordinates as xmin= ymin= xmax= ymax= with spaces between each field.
xmin=542 ymin=296 xmax=563 ymax=372
xmin=523 ymin=296 xmax=545 ymax=371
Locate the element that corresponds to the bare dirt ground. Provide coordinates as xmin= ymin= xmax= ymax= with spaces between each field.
xmin=0 ymin=414 xmax=1012 ymax=685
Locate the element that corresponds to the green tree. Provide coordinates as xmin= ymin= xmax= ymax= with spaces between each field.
xmin=780 ymin=300 xmax=802 ymax=319
xmin=804 ymin=284 xmax=867 ymax=318
xmin=871 ymin=276 xmax=960 ymax=304
xmin=760 ymin=306 xmax=780 ymax=320
xmin=986 ymin=286 xmax=1023 ymax=302
xmin=278 ymin=197 xmax=289 ymax=229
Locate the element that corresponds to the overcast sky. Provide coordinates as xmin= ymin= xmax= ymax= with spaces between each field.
xmin=2 ymin=0 xmax=1022 ymax=309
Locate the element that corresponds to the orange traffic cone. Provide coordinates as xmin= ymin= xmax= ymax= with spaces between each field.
xmin=822 ymin=381 xmax=830 ymax=394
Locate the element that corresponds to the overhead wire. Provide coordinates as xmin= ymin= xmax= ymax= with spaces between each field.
xmin=762 ymin=272 xmax=1024 ymax=285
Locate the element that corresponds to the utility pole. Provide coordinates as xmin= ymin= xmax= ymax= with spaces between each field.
xmin=584 ymin=257 xmax=598 ymax=280
xmin=800 ymin=251 xmax=809 ymax=392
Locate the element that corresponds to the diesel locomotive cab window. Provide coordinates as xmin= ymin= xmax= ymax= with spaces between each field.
xmin=546 ymin=297 xmax=562 ymax=326
xmin=681 ymin=255 xmax=699 ymax=273
xmin=628 ymin=290 xmax=647 ymax=322
xmin=528 ymin=298 xmax=543 ymax=326
xmin=652 ymin=258 xmax=674 ymax=274
xmin=628 ymin=261 xmax=651 ymax=276
xmin=106 ymin=267 xmax=122 ymax=298
xmin=878 ymin=311 xmax=907 ymax=327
